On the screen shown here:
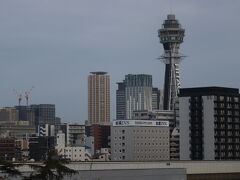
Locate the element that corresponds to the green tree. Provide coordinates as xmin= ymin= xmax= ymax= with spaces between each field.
xmin=25 ymin=150 xmax=77 ymax=180
xmin=0 ymin=158 xmax=22 ymax=179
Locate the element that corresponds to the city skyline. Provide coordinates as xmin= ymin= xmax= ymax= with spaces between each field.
xmin=1 ymin=0 xmax=240 ymax=123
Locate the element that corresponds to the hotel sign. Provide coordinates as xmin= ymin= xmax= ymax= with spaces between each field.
xmin=113 ymin=120 xmax=169 ymax=127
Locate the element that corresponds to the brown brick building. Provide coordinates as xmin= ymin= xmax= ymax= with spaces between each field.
xmin=86 ymin=124 xmax=110 ymax=154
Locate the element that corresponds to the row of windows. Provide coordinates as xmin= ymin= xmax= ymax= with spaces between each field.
xmin=64 ymin=154 xmax=82 ymax=158
xmin=160 ymin=36 xmax=183 ymax=41
xmin=114 ymin=129 xmax=168 ymax=134
xmin=114 ymin=136 xmax=168 ymax=140
xmin=135 ymin=142 xmax=169 ymax=146
xmin=214 ymin=123 xmax=240 ymax=128
xmin=215 ymin=96 xmax=240 ymax=102
xmin=136 ymin=155 xmax=168 ymax=159
xmin=133 ymin=129 xmax=168 ymax=133
xmin=134 ymin=136 xmax=168 ymax=140
xmin=215 ymin=103 xmax=239 ymax=108
xmin=215 ymin=110 xmax=240 ymax=115
xmin=134 ymin=149 xmax=169 ymax=153
xmin=214 ymin=138 xmax=239 ymax=143
xmin=215 ymin=152 xmax=240 ymax=157
xmin=64 ymin=149 xmax=83 ymax=152
xmin=114 ymin=142 xmax=169 ymax=146
xmin=215 ymin=145 xmax=240 ymax=150
xmin=215 ymin=117 xmax=240 ymax=122
xmin=116 ymin=155 xmax=169 ymax=160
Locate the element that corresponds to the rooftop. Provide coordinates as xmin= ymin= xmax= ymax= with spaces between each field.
xmin=179 ymin=86 xmax=239 ymax=97
xmin=90 ymin=72 xmax=108 ymax=75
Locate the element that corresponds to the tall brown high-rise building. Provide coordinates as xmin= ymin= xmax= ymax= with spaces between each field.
xmin=88 ymin=72 xmax=110 ymax=125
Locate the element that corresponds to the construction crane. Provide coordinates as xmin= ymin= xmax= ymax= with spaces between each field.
xmin=13 ymin=89 xmax=22 ymax=106
xmin=25 ymin=86 xmax=34 ymax=106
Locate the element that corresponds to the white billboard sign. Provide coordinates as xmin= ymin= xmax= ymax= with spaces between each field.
xmin=113 ymin=120 xmax=169 ymax=127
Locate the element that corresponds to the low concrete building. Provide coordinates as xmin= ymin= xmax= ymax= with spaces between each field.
xmin=62 ymin=146 xmax=91 ymax=161
xmin=111 ymin=119 xmax=170 ymax=161
xmin=94 ymin=148 xmax=111 ymax=161
xmin=60 ymin=123 xmax=85 ymax=146
xmin=56 ymin=131 xmax=91 ymax=161
xmin=132 ymin=110 xmax=179 ymax=160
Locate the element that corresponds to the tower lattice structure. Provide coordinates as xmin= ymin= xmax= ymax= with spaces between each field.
xmin=158 ymin=14 xmax=185 ymax=111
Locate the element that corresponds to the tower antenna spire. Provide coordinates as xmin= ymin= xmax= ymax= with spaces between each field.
xmin=170 ymin=0 xmax=173 ymax=14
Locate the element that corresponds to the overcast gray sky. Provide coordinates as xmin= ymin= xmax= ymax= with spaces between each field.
xmin=1 ymin=0 xmax=240 ymax=123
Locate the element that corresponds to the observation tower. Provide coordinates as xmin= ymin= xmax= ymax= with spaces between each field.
xmin=158 ymin=14 xmax=185 ymax=110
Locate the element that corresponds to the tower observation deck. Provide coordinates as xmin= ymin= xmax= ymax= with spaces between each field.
xmin=158 ymin=14 xmax=185 ymax=111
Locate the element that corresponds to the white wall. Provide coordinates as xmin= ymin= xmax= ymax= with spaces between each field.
xmin=63 ymin=147 xmax=91 ymax=161
xmin=56 ymin=131 xmax=65 ymax=156
xmin=179 ymin=97 xmax=190 ymax=160
xmin=202 ymin=96 xmax=215 ymax=160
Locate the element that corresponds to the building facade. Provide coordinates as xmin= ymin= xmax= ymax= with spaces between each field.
xmin=61 ymin=146 xmax=91 ymax=161
xmin=15 ymin=106 xmax=35 ymax=126
xmin=116 ymin=78 xmax=162 ymax=120
xmin=0 ymin=107 xmax=19 ymax=124
xmin=132 ymin=109 xmax=179 ymax=160
xmin=38 ymin=124 xmax=55 ymax=137
xmin=111 ymin=119 xmax=170 ymax=161
xmin=124 ymin=74 xmax=152 ymax=119
xmin=86 ymin=124 xmax=110 ymax=155
xmin=88 ymin=72 xmax=110 ymax=125
xmin=152 ymin=88 xmax=163 ymax=111
xmin=0 ymin=138 xmax=16 ymax=160
xmin=29 ymin=135 xmax=55 ymax=161
xmin=179 ymin=87 xmax=240 ymax=160
xmin=60 ymin=123 xmax=86 ymax=146
xmin=116 ymin=82 xmax=126 ymax=120
xmin=30 ymin=104 xmax=56 ymax=127
xmin=55 ymin=132 xmax=91 ymax=161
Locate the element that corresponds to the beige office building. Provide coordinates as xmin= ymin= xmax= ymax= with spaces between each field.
xmin=88 ymin=72 xmax=110 ymax=125
xmin=111 ymin=119 xmax=170 ymax=161
xmin=0 ymin=107 xmax=19 ymax=124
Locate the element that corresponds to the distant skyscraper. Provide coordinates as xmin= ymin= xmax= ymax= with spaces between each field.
xmin=124 ymin=74 xmax=152 ymax=119
xmin=88 ymin=72 xmax=110 ymax=125
xmin=152 ymin=88 xmax=163 ymax=111
xmin=116 ymin=82 xmax=126 ymax=120
xmin=15 ymin=106 xmax=35 ymax=126
xmin=30 ymin=104 xmax=56 ymax=127
xmin=158 ymin=14 xmax=185 ymax=111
